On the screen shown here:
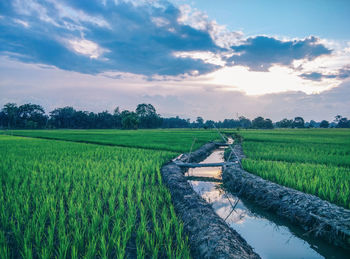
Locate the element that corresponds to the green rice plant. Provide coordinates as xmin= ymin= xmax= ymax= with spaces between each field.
xmin=226 ymin=128 xmax=350 ymax=145
xmin=226 ymin=129 xmax=350 ymax=209
xmin=242 ymin=141 xmax=350 ymax=168
xmin=0 ymin=135 xmax=192 ymax=258
xmin=9 ymin=129 xmax=220 ymax=152
xmin=242 ymin=159 xmax=350 ymax=208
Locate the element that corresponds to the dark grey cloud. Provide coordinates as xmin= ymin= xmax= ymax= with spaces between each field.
xmin=228 ymin=36 xmax=332 ymax=71
xmin=299 ymin=72 xmax=336 ymax=81
xmin=300 ymin=66 xmax=350 ymax=81
xmin=0 ymin=0 xmax=221 ymax=76
xmin=337 ymin=66 xmax=350 ymax=79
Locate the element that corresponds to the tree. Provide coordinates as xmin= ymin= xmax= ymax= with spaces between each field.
xmin=238 ymin=116 xmax=252 ymax=128
xmin=18 ymin=103 xmax=47 ymax=128
xmin=196 ymin=117 xmax=204 ymax=128
xmin=252 ymin=116 xmax=273 ymax=129
xmin=293 ymin=117 xmax=305 ymax=128
xmin=319 ymin=120 xmax=329 ymax=128
xmin=204 ymin=120 xmax=215 ymax=129
xmin=276 ymin=118 xmax=293 ymax=128
xmin=2 ymin=103 xmax=19 ymax=128
xmin=49 ymin=106 xmax=76 ymax=128
xmin=113 ymin=107 xmax=122 ymax=128
xmin=0 ymin=111 xmax=5 ymax=128
xmin=136 ymin=104 xmax=156 ymax=117
xmin=252 ymin=117 xmax=264 ymax=129
xmin=162 ymin=116 xmax=190 ymax=128
xmin=334 ymin=115 xmax=342 ymax=123
xmin=333 ymin=115 xmax=350 ymax=128
xmin=220 ymin=119 xmax=240 ymax=128
xmin=96 ymin=111 xmax=114 ymax=128
xmin=136 ymin=104 xmax=161 ymax=128
xmin=114 ymin=107 xmax=120 ymax=116
xmin=337 ymin=117 xmax=350 ymax=128
xmin=121 ymin=111 xmax=140 ymax=129
xmin=308 ymin=120 xmax=318 ymax=128
xmin=264 ymin=118 xmax=274 ymax=129
xmin=0 ymin=103 xmax=47 ymax=129
xmin=74 ymin=111 xmax=91 ymax=128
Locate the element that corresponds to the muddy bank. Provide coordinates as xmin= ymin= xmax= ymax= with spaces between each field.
xmin=178 ymin=142 xmax=219 ymax=164
xmin=223 ymin=144 xmax=350 ymax=250
xmin=161 ymin=142 xmax=260 ymax=259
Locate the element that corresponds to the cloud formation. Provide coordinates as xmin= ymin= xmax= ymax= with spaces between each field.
xmin=0 ymin=0 xmax=221 ymax=76
xmin=228 ymin=36 xmax=332 ymax=71
xmin=1 ymin=56 xmax=349 ymax=122
xmin=300 ymin=65 xmax=350 ymax=81
xmin=1 ymin=0 xmax=336 ymax=78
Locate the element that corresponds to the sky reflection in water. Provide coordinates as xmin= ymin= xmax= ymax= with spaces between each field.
xmin=186 ymin=148 xmax=342 ymax=259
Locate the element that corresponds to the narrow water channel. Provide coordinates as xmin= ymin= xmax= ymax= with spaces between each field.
xmin=185 ymin=147 xmax=349 ymax=259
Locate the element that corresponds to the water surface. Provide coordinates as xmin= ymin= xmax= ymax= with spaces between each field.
xmin=186 ymin=148 xmax=348 ymax=259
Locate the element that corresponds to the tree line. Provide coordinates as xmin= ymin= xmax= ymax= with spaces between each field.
xmin=0 ymin=102 xmax=349 ymax=129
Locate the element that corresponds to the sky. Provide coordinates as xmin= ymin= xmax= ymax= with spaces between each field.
xmin=0 ymin=0 xmax=349 ymax=121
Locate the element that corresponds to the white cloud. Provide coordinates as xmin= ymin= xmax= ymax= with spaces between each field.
xmin=345 ymin=42 xmax=350 ymax=53
xmin=13 ymin=0 xmax=110 ymax=31
xmin=177 ymin=4 xmax=243 ymax=48
xmin=114 ymin=0 xmax=159 ymax=6
xmin=151 ymin=17 xmax=170 ymax=27
xmin=13 ymin=0 xmax=60 ymax=27
xmin=68 ymin=39 xmax=109 ymax=59
xmin=49 ymin=0 xmax=110 ymax=29
xmin=172 ymin=51 xmax=226 ymax=66
xmin=293 ymin=40 xmax=350 ymax=79
xmin=13 ymin=18 xmax=29 ymax=28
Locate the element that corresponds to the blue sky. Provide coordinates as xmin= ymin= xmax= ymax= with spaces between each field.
xmin=0 ymin=0 xmax=349 ymax=121
xmin=185 ymin=0 xmax=350 ymax=40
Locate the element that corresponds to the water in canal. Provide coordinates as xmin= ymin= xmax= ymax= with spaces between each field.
xmin=185 ymin=147 xmax=349 ymax=259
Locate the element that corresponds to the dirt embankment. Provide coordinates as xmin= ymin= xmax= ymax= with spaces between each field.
xmin=223 ymin=144 xmax=350 ymax=250
xmin=161 ymin=142 xmax=260 ymax=259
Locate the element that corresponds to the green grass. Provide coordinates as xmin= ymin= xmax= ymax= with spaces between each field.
xmin=8 ymin=129 xmax=219 ymax=152
xmin=0 ymin=135 xmax=191 ymax=258
xmin=227 ymin=129 xmax=350 ymax=209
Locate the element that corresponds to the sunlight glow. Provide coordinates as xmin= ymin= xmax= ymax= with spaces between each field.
xmin=201 ymin=65 xmax=339 ymax=95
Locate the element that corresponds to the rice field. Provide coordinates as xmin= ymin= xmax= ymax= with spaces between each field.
xmin=0 ymin=135 xmax=191 ymax=258
xmin=8 ymin=129 xmax=219 ymax=152
xmin=1 ymin=128 xmax=349 ymax=258
xmin=232 ymin=129 xmax=350 ymax=209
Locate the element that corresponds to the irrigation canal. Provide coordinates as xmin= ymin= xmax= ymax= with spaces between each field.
xmin=185 ymin=146 xmax=349 ymax=259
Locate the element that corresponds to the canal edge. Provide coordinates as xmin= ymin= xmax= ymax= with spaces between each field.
xmin=222 ymin=143 xmax=350 ymax=251
xmin=161 ymin=142 xmax=260 ymax=259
